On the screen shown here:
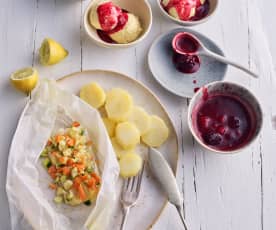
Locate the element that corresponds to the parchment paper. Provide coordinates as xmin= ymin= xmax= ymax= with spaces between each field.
xmin=6 ymin=79 xmax=120 ymax=230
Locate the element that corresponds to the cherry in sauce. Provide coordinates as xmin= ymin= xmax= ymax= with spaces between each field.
xmin=194 ymin=93 xmax=256 ymax=151
xmin=172 ymin=53 xmax=200 ymax=74
xmin=191 ymin=0 xmax=210 ymax=21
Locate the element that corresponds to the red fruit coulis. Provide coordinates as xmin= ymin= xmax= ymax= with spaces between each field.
xmin=174 ymin=34 xmax=199 ymax=54
xmin=97 ymin=2 xmax=122 ymax=31
xmin=172 ymin=53 xmax=200 ymax=74
xmin=96 ymin=3 xmax=129 ymax=43
xmin=193 ymin=89 xmax=256 ymax=151
xmin=172 ymin=32 xmax=201 ymax=74
xmin=162 ymin=0 xmax=210 ymax=21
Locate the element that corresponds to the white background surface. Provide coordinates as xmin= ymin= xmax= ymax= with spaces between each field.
xmin=1 ymin=0 xmax=276 ymax=229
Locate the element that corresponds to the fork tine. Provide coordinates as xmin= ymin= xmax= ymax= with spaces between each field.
xmin=136 ymin=162 xmax=145 ymax=193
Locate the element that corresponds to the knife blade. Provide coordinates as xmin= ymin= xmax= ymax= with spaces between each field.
xmin=148 ymin=147 xmax=188 ymax=230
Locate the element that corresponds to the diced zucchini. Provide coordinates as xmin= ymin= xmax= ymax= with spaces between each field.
xmin=57 ymin=187 xmax=65 ymax=196
xmin=54 ymin=196 xmax=63 ymax=204
xmin=66 ymin=190 xmax=74 ymax=201
xmin=40 ymin=149 xmax=48 ymax=157
xmin=86 ymin=166 xmax=93 ymax=173
xmin=63 ymin=180 xmax=73 ymax=190
xmin=49 ymin=154 xmax=57 ymax=165
xmin=60 ymin=175 xmax=67 ymax=183
xmin=80 ymin=129 xmax=85 ymax=135
xmin=42 ymin=157 xmax=51 ymax=169
xmin=71 ymin=167 xmax=78 ymax=178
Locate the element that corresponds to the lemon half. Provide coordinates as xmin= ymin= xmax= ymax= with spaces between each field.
xmin=10 ymin=67 xmax=39 ymax=94
xmin=39 ymin=38 xmax=68 ymax=65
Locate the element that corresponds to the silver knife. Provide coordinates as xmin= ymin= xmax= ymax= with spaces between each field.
xmin=148 ymin=147 xmax=188 ymax=230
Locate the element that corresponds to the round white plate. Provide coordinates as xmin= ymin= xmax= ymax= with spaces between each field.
xmin=57 ymin=70 xmax=178 ymax=230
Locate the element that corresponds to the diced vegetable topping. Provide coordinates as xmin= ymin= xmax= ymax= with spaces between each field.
xmin=40 ymin=121 xmax=101 ymax=206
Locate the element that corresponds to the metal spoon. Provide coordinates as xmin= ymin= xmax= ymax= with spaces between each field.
xmin=148 ymin=147 xmax=188 ymax=230
xmin=172 ymin=32 xmax=258 ymax=78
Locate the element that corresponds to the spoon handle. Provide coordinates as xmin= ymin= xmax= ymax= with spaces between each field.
xmin=175 ymin=204 xmax=188 ymax=230
xmin=201 ymin=49 xmax=258 ymax=78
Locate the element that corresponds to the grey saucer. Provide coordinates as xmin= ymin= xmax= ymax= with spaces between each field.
xmin=148 ymin=28 xmax=228 ymax=98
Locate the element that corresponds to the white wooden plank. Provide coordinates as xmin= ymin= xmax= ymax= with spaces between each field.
xmin=0 ymin=1 xmax=37 ymax=229
xmin=33 ymin=0 xmax=82 ymax=79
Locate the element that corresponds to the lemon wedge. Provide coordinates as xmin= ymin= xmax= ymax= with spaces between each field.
xmin=39 ymin=38 xmax=68 ymax=65
xmin=10 ymin=67 xmax=39 ymax=94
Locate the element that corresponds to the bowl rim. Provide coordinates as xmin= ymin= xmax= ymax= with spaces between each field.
xmin=187 ymin=80 xmax=263 ymax=154
xmin=83 ymin=0 xmax=153 ymax=48
xmin=156 ymin=0 xmax=219 ymax=26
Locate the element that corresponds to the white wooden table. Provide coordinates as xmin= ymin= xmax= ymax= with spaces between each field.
xmin=1 ymin=0 xmax=276 ymax=229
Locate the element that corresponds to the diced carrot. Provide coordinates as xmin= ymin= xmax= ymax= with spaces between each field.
xmin=86 ymin=140 xmax=93 ymax=146
xmin=51 ymin=151 xmax=58 ymax=157
xmin=55 ymin=135 xmax=63 ymax=143
xmin=72 ymin=121 xmax=80 ymax=127
xmin=48 ymin=165 xmax=57 ymax=174
xmin=67 ymin=158 xmax=74 ymax=166
xmin=91 ymin=173 xmax=101 ymax=183
xmin=78 ymin=184 xmax=87 ymax=201
xmin=62 ymin=167 xmax=71 ymax=176
xmin=80 ymin=175 xmax=88 ymax=181
xmin=73 ymin=177 xmax=82 ymax=188
xmin=75 ymin=163 xmax=85 ymax=172
xmin=58 ymin=156 xmax=68 ymax=165
xmin=72 ymin=150 xmax=78 ymax=156
xmin=66 ymin=137 xmax=75 ymax=147
xmin=48 ymin=165 xmax=57 ymax=179
xmin=49 ymin=183 xmax=57 ymax=190
xmin=86 ymin=177 xmax=96 ymax=189
xmin=46 ymin=140 xmax=52 ymax=146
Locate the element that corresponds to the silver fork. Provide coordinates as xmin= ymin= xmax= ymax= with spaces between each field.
xmin=120 ymin=162 xmax=145 ymax=230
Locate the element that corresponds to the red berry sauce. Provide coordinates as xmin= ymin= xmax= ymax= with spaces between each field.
xmin=193 ymin=92 xmax=256 ymax=151
xmin=96 ymin=3 xmax=129 ymax=44
xmin=162 ymin=0 xmax=210 ymax=21
xmin=97 ymin=2 xmax=122 ymax=31
xmin=172 ymin=53 xmax=200 ymax=74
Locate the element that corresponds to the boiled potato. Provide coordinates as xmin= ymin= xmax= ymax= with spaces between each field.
xmin=119 ymin=152 xmax=143 ymax=178
xmin=105 ymin=88 xmax=133 ymax=122
xmin=102 ymin=117 xmax=116 ymax=137
xmin=111 ymin=137 xmax=135 ymax=159
xmin=142 ymin=115 xmax=169 ymax=147
xmin=80 ymin=82 xmax=106 ymax=109
xmin=115 ymin=122 xmax=140 ymax=149
xmin=127 ymin=106 xmax=150 ymax=135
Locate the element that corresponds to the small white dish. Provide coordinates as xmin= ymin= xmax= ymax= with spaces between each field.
xmin=157 ymin=0 xmax=219 ymax=26
xmin=187 ymin=81 xmax=263 ymax=154
xmin=83 ymin=0 xmax=152 ymax=48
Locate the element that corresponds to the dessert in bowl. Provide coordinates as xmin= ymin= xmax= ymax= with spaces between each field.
xmin=188 ymin=81 xmax=263 ymax=154
xmin=84 ymin=0 xmax=152 ymax=48
xmin=157 ymin=0 xmax=218 ymax=26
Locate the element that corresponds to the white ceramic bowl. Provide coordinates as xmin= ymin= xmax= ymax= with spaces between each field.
xmin=157 ymin=0 xmax=219 ymax=26
xmin=187 ymin=81 xmax=263 ymax=154
xmin=84 ymin=0 xmax=152 ymax=48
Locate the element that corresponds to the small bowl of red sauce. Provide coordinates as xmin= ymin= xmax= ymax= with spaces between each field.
xmin=157 ymin=0 xmax=219 ymax=26
xmin=188 ymin=81 xmax=263 ymax=154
